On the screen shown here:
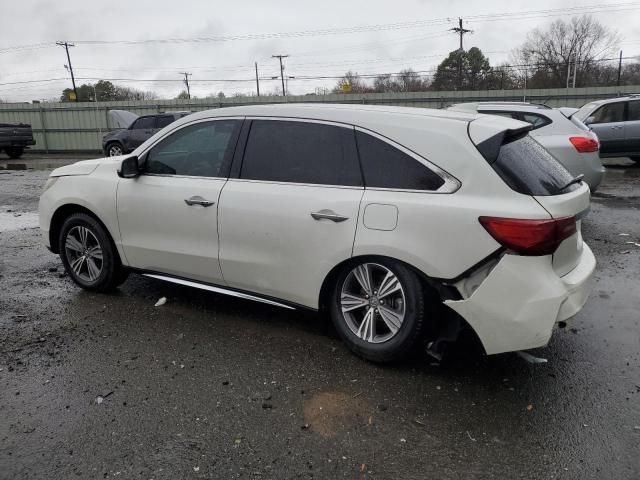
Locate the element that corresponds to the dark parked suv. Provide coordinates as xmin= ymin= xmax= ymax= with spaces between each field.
xmin=573 ymin=95 xmax=640 ymax=163
xmin=102 ymin=111 xmax=191 ymax=157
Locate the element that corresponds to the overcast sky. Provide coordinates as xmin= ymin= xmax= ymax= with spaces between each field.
xmin=1 ymin=0 xmax=639 ymax=102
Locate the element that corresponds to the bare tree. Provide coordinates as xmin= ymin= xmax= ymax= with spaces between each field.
xmin=512 ymin=15 xmax=619 ymax=88
xmin=333 ymin=71 xmax=373 ymax=94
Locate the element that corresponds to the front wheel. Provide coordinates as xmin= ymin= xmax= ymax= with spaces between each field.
xmin=106 ymin=142 xmax=124 ymax=157
xmin=329 ymin=260 xmax=426 ymax=363
xmin=58 ymin=213 xmax=128 ymax=292
xmin=6 ymin=147 xmax=24 ymax=159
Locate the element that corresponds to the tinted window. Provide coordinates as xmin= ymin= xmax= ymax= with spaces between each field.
xmin=628 ymin=101 xmax=640 ymax=121
xmin=240 ymin=120 xmax=361 ymax=186
xmin=490 ymin=135 xmax=577 ymax=196
xmin=132 ymin=117 xmax=156 ymax=130
xmin=145 ymin=120 xmax=240 ymax=177
xmin=591 ymin=102 xmax=625 ymax=124
xmin=156 ymin=115 xmax=176 ymax=129
xmin=355 ymin=131 xmax=445 ymax=190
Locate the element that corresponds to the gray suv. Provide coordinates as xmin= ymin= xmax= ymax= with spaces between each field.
xmin=102 ymin=111 xmax=191 ymax=157
xmin=573 ymin=95 xmax=640 ymax=163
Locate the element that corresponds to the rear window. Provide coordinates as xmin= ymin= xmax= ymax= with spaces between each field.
xmin=482 ymin=134 xmax=578 ymax=196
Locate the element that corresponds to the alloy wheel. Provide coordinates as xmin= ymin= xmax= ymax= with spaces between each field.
xmin=108 ymin=144 xmax=123 ymax=156
xmin=340 ymin=263 xmax=406 ymax=344
xmin=64 ymin=226 xmax=104 ymax=283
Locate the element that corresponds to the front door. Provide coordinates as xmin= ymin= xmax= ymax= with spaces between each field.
xmin=588 ymin=101 xmax=626 ymax=155
xmin=218 ymin=119 xmax=364 ymax=308
xmin=127 ymin=116 xmax=157 ymax=150
xmin=117 ymin=119 xmax=242 ymax=284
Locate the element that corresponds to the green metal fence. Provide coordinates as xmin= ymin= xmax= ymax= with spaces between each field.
xmin=1 ymin=85 xmax=638 ymax=153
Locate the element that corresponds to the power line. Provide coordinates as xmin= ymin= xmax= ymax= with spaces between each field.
xmin=48 ymin=3 xmax=640 ymax=47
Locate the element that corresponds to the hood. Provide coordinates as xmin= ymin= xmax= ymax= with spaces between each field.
xmin=50 ymin=158 xmax=103 ymax=177
xmin=109 ymin=110 xmax=139 ymax=129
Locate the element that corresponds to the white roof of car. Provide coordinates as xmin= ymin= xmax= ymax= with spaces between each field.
xmin=185 ymin=103 xmax=479 ymax=123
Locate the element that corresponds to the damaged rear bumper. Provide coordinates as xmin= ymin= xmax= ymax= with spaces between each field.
xmin=444 ymin=243 xmax=596 ymax=355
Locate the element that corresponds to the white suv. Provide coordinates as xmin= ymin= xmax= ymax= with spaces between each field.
xmin=39 ymin=104 xmax=595 ymax=362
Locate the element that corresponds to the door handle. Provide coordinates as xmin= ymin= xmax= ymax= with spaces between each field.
xmin=310 ymin=209 xmax=349 ymax=222
xmin=185 ymin=196 xmax=215 ymax=207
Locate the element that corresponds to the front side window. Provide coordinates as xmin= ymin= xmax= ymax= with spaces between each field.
xmin=144 ymin=120 xmax=241 ymax=177
xmin=240 ymin=120 xmax=362 ymax=186
xmin=355 ymin=131 xmax=445 ymax=191
xmin=132 ymin=117 xmax=155 ymax=130
xmin=590 ymin=102 xmax=625 ymax=124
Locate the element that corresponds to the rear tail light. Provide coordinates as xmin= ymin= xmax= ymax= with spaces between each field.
xmin=569 ymin=136 xmax=599 ymax=153
xmin=479 ymin=216 xmax=577 ymax=256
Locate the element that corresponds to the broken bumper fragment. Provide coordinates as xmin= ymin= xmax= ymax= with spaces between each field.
xmin=444 ymin=243 xmax=596 ymax=355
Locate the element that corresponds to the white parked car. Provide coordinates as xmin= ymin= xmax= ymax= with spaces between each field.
xmin=448 ymin=102 xmax=605 ymax=191
xmin=39 ymin=104 xmax=595 ymax=362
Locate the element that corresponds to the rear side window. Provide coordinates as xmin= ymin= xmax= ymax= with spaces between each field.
xmin=156 ymin=115 xmax=175 ymax=129
xmin=520 ymin=113 xmax=551 ymax=128
xmin=628 ymin=101 xmax=640 ymax=121
xmin=240 ymin=120 xmax=362 ymax=186
xmin=355 ymin=131 xmax=444 ymax=191
xmin=488 ymin=134 xmax=577 ymax=196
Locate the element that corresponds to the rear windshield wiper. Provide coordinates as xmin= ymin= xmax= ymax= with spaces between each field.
xmin=560 ymin=174 xmax=584 ymax=191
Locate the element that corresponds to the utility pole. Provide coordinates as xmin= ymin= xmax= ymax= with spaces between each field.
xmin=255 ymin=62 xmax=260 ymax=97
xmin=450 ymin=18 xmax=472 ymax=51
xmin=56 ymin=41 xmax=78 ymax=101
xmin=272 ymin=54 xmax=289 ymax=96
xmin=449 ymin=18 xmax=472 ymax=90
xmin=617 ymin=50 xmax=623 ymax=86
xmin=180 ymin=72 xmax=192 ymax=99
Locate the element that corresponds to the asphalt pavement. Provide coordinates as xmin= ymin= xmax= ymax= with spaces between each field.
xmin=0 ymin=154 xmax=639 ymax=479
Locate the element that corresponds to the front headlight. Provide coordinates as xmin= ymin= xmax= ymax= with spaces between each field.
xmin=42 ymin=177 xmax=59 ymax=193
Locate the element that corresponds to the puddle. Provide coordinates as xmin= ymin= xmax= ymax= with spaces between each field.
xmin=0 ymin=212 xmax=39 ymax=232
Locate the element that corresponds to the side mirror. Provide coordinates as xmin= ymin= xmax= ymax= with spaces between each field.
xmin=118 ymin=156 xmax=140 ymax=178
xmin=585 ymin=116 xmax=595 ymax=125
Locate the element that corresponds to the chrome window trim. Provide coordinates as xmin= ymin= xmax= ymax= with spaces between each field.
xmin=225 ymin=177 xmax=364 ymax=190
xmin=354 ymin=126 xmax=461 ymax=194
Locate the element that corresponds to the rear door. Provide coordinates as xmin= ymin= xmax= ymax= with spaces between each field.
xmin=218 ymin=119 xmax=363 ymax=308
xmin=588 ymin=101 xmax=626 ymax=155
xmin=625 ymin=100 xmax=640 ymax=154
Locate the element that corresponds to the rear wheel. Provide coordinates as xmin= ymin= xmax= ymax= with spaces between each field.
xmin=329 ymin=259 xmax=426 ymax=363
xmin=6 ymin=147 xmax=24 ymax=159
xmin=58 ymin=213 xmax=128 ymax=292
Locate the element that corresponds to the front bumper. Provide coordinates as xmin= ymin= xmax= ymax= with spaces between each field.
xmin=444 ymin=243 xmax=596 ymax=355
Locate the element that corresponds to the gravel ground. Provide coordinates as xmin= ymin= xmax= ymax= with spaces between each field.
xmin=0 ymin=155 xmax=639 ymax=480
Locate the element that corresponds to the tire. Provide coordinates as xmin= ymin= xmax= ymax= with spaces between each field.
xmin=58 ymin=213 xmax=128 ymax=292
xmin=6 ymin=147 xmax=24 ymax=159
xmin=329 ymin=259 xmax=426 ymax=363
xmin=106 ymin=142 xmax=124 ymax=157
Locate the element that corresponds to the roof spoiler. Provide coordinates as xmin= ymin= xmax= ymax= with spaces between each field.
xmin=474 ymin=125 xmax=533 ymax=164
